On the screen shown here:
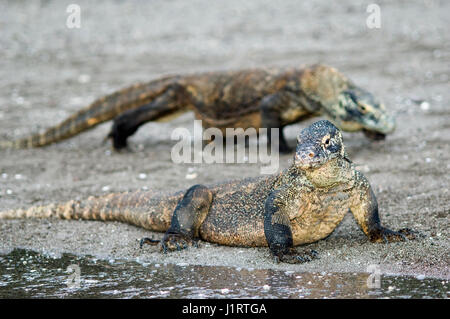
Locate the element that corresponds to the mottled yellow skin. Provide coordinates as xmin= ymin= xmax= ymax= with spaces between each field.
xmin=0 ymin=159 xmax=386 ymax=247
xmin=0 ymin=121 xmax=414 ymax=263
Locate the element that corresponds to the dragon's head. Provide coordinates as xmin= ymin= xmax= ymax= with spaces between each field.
xmin=294 ymin=120 xmax=353 ymax=187
xmin=333 ymin=86 xmax=395 ymax=140
xmin=294 ymin=120 xmax=345 ymax=170
xmin=301 ymin=65 xmax=396 ymax=140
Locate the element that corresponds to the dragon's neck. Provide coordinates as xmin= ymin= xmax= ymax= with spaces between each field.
xmin=303 ymin=157 xmax=354 ymax=189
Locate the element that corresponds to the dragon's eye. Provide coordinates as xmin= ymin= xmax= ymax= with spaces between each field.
xmin=358 ymin=103 xmax=369 ymax=113
xmin=322 ymin=135 xmax=331 ymax=147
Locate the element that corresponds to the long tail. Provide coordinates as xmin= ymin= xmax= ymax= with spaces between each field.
xmin=0 ymin=75 xmax=176 ymax=149
xmin=0 ymin=190 xmax=183 ymax=232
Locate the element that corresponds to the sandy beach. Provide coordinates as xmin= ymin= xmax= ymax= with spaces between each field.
xmin=0 ymin=0 xmax=448 ymax=280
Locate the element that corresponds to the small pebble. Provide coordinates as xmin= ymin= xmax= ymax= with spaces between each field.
xmin=101 ymin=186 xmax=110 ymax=192
xmin=416 ymin=274 xmax=425 ymax=280
xmin=420 ymin=101 xmax=430 ymax=111
xmin=15 ymin=96 xmax=25 ymax=105
xmin=262 ymin=285 xmax=271 ymax=290
xmin=78 ymin=74 xmax=91 ymax=83
xmin=138 ymin=173 xmax=147 ymax=180
xmin=221 ymin=288 xmax=230 ymax=294
xmin=185 ymin=173 xmax=198 ymax=180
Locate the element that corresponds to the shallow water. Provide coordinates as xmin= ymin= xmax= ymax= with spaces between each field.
xmin=0 ymin=249 xmax=447 ymax=298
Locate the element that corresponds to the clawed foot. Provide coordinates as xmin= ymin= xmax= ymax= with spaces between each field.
xmin=106 ymin=117 xmax=138 ymax=151
xmin=160 ymin=233 xmax=200 ymax=253
xmin=106 ymin=131 xmax=129 ymax=151
xmin=139 ymin=234 xmax=200 ymax=253
xmin=372 ymin=227 xmax=421 ymax=243
xmin=272 ymin=248 xmax=319 ymax=264
xmin=139 ymin=237 xmax=160 ymax=248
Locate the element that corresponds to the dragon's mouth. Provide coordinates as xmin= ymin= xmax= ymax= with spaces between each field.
xmin=363 ymin=129 xmax=386 ymax=140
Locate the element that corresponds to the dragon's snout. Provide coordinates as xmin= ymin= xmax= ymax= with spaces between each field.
xmin=294 ymin=147 xmax=321 ymax=169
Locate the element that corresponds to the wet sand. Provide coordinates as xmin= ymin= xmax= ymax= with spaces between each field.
xmin=0 ymin=0 xmax=449 ymax=280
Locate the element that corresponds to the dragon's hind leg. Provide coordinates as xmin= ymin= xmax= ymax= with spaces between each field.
xmin=140 ymin=184 xmax=213 ymax=253
xmin=108 ymin=83 xmax=187 ymax=150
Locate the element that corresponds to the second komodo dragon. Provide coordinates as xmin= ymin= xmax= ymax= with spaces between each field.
xmin=0 ymin=64 xmax=395 ymax=153
xmin=0 ymin=120 xmax=415 ymax=263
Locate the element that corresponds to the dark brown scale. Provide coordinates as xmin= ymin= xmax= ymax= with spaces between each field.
xmin=0 ymin=64 xmax=395 ymax=150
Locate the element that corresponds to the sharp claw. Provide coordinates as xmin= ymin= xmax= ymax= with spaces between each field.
xmin=139 ymin=237 xmax=160 ymax=248
xmin=296 ymin=256 xmax=306 ymax=263
xmin=399 ymin=228 xmax=422 ymax=239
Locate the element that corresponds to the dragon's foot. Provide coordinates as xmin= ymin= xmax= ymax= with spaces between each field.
xmin=160 ymin=233 xmax=197 ymax=253
xmin=139 ymin=237 xmax=160 ymax=248
xmin=272 ymin=248 xmax=319 ymax=264
xmin=107 ymin=130 xmax=128 ymax=151
xmin=371 ymin=227 xmax=421 ymax=243
xmin=107 ymin=117 xmax=137 ymax=151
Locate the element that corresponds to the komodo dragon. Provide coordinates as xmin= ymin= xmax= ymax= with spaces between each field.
xmin=0 ymin=64 xmax=395 ymax=153
xmin=0 ymin=120 xmax=415 ymax=263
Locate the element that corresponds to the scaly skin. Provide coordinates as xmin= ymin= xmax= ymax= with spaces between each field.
xmin=0 ymin=65 xmax=395 ymax=152
xmin=0 ymin=120 xmax=415 ymax=263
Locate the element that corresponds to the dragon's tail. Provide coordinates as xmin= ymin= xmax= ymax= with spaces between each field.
xmin=0 ymin=190 xmax=182 ymax=233
xmin=0 ymin=76 xmax=176 ymax=149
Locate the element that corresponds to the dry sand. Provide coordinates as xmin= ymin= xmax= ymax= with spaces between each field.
xmin=0 ymin=0 xmax=448 ymax=279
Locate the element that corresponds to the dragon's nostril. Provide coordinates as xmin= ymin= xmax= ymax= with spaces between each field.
xmin=308 ymin=152 xmax=315 ymax=158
